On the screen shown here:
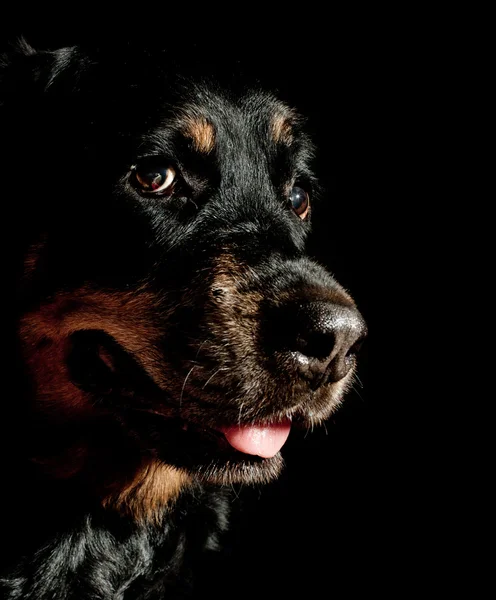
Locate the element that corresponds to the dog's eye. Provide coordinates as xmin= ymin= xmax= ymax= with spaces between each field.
xmin=132 ymin=164 xmax=176 ymax=195
xmin=290 ymin=186 xmax=310 ymax=219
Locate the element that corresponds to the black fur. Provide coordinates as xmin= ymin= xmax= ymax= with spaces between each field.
xmin=2 ymin=485 xmax=229 ymax=599
xmin=1 ymin=41 xmax=366 ymax=598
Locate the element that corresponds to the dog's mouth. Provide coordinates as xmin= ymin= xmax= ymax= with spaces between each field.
xmin=135 ymin=407 xmax=292 ymax=458
xmin=67 ymin=330 xmax=300 ymax=483
xmin=114 ymin=407 xmax=294 ymax=485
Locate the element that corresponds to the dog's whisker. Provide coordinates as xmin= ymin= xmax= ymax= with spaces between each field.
xmin=237 ymin=402 xmax=246 ymax=426
xmin=194 ymin=339 xmax=209 ymax=360
xmin=353 ymin=372 xmax=364 ymax=389
xmin=310 ymin=416 xmax=316 ymax=434
xmin=351 ymin=380 xmax=365 ymax=403
xmin=202 ymin=368 xmax=223 ymax=389
xmin=229 ymin=482 xmax=241 ymax=501
xmin=179 ymin=366 xmax=196 ymax=408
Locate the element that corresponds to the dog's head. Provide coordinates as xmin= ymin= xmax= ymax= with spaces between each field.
xmin=3 ymin=41 xmax=366 ymax=518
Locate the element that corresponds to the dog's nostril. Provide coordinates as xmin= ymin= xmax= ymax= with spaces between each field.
xmin=295 ymin=330 xmax=336 ymax=361
xmin=324 ymin=324 xmax=367 ymax=384
xmin=345 ymin=336 xmax=365 ymax=359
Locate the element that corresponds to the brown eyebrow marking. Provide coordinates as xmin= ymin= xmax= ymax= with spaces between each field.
xmin=181 ymin=115 xmax=216 ymax=154
xmin=271 ymin=109 xmax=297 ymax=145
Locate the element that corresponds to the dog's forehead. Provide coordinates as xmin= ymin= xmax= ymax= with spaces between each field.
xmin=37 ymin=47 xmax=306 ymax=156
xmin=157 ymin=85 xmax=301 ymax=154
xmin=179 ymin=91 xmax=298 ymax=149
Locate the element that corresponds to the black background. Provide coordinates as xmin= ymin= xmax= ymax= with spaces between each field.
xmin=1 ymin=13 xmax=440 ymax=597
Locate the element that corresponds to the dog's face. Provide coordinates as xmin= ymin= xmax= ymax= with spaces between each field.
xmin=4 ymin=43 xmax=366 ymax=514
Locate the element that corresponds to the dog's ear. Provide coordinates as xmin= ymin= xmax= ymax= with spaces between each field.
xmin=0 ymin=39 xmax=83 ymax=235
xmin=0 ymin=38 xmax=78 ymax=106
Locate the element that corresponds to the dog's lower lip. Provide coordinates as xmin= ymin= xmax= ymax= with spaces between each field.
xmin=130 ymin=408 xmax=292 ymax=458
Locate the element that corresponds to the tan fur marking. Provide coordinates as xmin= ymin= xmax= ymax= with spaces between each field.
xmin=182 ymin=115 xmax=216 ymax=153
xmin=271 ymin=112 xmax=294 ymax=145
xmin=103 ymin=460 xmax=192 ymax=523
xmin=208 ymin=253 xmax=263 ymax=388
xmin=211 ymin=253 xmax=262 ymax=316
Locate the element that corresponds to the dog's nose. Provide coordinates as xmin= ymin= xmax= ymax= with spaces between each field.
xmin=267 ymin=301 xmax=366 ymax=388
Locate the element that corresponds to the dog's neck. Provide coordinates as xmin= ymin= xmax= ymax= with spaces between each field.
xmin=0 ymin=471 xmax=230 ymax=599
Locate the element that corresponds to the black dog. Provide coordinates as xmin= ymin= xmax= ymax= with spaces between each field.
xmin=0 ymin=40 xmax=366 ymax=598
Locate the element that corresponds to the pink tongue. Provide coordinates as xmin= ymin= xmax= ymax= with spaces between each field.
xmin=220 ymin=421 xmax=291 ymax=458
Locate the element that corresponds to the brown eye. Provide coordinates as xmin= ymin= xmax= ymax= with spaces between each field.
xmin=132 ymin=164 xmax=176 ymax=194
xmin=290 ymin=186 xmax=310 ymax=219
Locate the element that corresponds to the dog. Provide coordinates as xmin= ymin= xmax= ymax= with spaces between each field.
xmin=0 ymin=39 xmax=366 ymax=598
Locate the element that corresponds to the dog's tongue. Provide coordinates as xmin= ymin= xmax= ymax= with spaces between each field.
xmin=220 ymin=421 xmax=291 ymax=458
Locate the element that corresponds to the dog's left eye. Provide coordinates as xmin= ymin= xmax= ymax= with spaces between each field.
xmin=131 ymin=164 xmax=176 ymax=195
xmin=290 ymin=186 xmax=310 ymax=219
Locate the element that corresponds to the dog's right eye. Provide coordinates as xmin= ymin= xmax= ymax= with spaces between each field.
xmin=131 ymin=164 xmax=176 ymax=195
xmin=290 ymin=185 xmax=310 ymax=219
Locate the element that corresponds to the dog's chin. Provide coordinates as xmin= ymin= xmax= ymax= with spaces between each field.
xmin=119 ymin=407 xmax=287 ymax=485
xmin=118 ymin=386 xmax=344 ymax=486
